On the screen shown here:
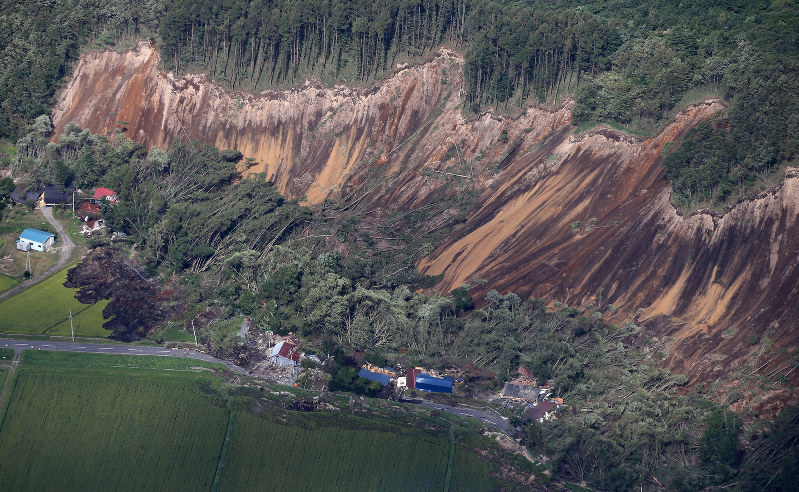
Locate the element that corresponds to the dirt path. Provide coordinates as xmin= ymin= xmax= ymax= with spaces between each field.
xmin=0 ymin=207 xmax=77 ymax=303
xmin=0 ymin=349 xmax=22 ymax=408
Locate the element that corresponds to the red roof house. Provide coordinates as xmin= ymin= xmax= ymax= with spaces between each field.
xmin=93 ymin=188 xmax=118 ymax=203
xmin=271 ymin=340 xmax=299 ymax=366
xmin=77 ymin=201 xmax=101 ymax=217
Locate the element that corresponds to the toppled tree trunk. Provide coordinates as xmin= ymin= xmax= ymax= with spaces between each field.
xmin=65 ymin=247 xmax=180 ymax=341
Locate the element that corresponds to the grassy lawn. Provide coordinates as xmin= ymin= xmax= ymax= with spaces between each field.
xmin=0 ymin=207 xmax=58 ymax=278
xmin=0 ymin=266 xmax=109 ymax=337
xmin=0 ymin=351 xmax=525 ymax=491
xmin=156 ymin=322 xmax=196 ymax=343
xmin=0 ymin=273 xmax=17 ymax=293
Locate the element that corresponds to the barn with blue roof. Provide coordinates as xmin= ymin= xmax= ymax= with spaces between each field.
xmin=415 ymin=374 xmax=453 ymax=393
xmin=358 ymin=368 xmax=391 ymax=386
xmin=17 ymin=228 xmax=55 ymax=252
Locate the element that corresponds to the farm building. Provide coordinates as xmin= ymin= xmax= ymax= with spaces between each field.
xmin=42 ymin=184 xmax=73 ymax=206
xmin=10 ymin=189 xmax=41 ymax=205
xmin=93 ymin=187 xmax=118 ymax=203
xmin=406 ymin=368 xmax=422 ymax=389
xmin=358 ymin=368 xmax=391 ymax=386
xmin=17 ymin=228 xmax=55 ymax=252
xmin=270 ymin=340 xmax=299 ymax=367
xmin=415 ymin=374 xmax=454 ymax=394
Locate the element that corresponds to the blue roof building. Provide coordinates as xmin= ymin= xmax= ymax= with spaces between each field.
xmin=415 ymin=374 xmax=453 ymax=393
xmin=358 ymin=368 xmax=391 ymax=386
xmin=17 ymin=228 xmax=55 ymax=252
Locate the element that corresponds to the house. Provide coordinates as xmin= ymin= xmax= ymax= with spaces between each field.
xmin=42 ymin=184 xmax=73 ymax=206
xmin=358 ymin=368 xmax=391 ymax=386
xmin=501 ymin=383 xmax=549 ymax=402
xmin=17 ymin=228 xmax=55 ymax=252
xmin=523 ymin=400 xmax=560 ymax=423
xmin=415 ymin=373 xmax=454 ymax=394
xmin=10 ymin=189 xmax=41 ymax=205
xmin=270 ymin=339 xmax=299 ymax=367
xmin=77 ymin=201 xmax=101 ymax=217
xmin=93 ymin=187 xmax=118 ymax=203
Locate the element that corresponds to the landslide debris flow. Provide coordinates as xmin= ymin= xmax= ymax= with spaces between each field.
xmin=52 ymin=44 xmax=799 ymax=388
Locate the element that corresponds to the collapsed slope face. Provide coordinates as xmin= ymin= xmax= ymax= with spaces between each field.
xmin=53 ymin=43 xmax=799 ymax=389
xmin=420 ymin=99 xmax=799 ymax=388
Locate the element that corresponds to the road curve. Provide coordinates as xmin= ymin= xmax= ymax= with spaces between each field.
xmin=0 ymin=207 xmax=77 ymax=303
xmin=403 ymin=398 xmax=512 ymax=434
xmin=0 ymin=338 xmax=249 ymax=375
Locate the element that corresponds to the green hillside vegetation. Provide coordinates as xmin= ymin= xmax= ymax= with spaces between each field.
xmin=0 ymin=351 xmax=518 ymax=491
xmin=0 ymin=266 xmax=109 ymax=337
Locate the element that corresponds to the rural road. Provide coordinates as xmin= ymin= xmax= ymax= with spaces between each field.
xmin=405 ymin=398 xmax=512 ymax=433
xmin=0 ymin=338 xmax=249 ymax=375
xmin=0 ymin=207 xmax=76 ymax=303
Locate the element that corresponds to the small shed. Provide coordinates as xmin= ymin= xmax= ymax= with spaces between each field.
xmin=415 ymin=374 xmax=454 ymax=394
xmin=358 ymin=368 xmax=391 ymax=386
xmin=271 ymin=340 xmax=299 ymax=367
xmin=17 ymin=228 xmax=55 ymax=252
xmin=406 ymin=368 xmax=422 ymax=389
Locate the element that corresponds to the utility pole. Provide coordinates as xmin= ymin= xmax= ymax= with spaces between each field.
xmin=26 ymin=250 xmax=31 ymax=275
xmin=69 ymin=310 xmax=74 ymax=341
xmin=191 ymin=319 xmax=198 ymax=348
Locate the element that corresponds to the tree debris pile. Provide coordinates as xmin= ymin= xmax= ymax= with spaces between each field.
xmin=65 ymin=248 xmax=180 ymax=340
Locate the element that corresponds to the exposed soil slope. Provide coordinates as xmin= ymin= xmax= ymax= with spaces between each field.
xmin=52 ymin=43 xmax=799 ymax=389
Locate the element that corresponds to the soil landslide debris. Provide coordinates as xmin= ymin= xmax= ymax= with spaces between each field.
xmin=53 ymin=42 xmax=799 ymax=392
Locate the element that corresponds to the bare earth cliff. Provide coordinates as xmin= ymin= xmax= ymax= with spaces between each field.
xmin=52 ymin=43 xmax=799 ymax=401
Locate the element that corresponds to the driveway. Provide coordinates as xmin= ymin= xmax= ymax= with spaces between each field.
xmin=0 ymin=207 xmax=77 ymax=303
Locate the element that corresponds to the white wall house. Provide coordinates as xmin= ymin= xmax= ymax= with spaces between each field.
xmin=17 ymin=228 xmax=55 ymax=252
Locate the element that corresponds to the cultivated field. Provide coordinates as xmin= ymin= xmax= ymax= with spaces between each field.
xmin=0 ymin=273 xmax=16 ymax=292
xmin=0 ymin=358 xmax=228 ymax=490
xmin=0 ymin=267 xmax=108 ymax=336
xmin=0 ymin=351 xmax=518 ymax=491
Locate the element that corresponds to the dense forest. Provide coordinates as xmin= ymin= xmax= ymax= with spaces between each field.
xmin=1 ymin=0 xmax=798 ymax=207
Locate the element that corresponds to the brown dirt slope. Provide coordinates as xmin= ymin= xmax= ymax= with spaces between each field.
xmin=51 ymin=43 xmax=799 ymax=389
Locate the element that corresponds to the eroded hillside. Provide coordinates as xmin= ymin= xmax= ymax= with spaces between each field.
xmin=52 ymin=43 xmax=799 ymax=393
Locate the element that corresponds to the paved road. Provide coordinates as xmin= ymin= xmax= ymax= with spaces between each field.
xmin=404 ymin=398 xmax=512 ymax=433
xmin=0 ymin=338 xmax=248 ymax=375
xmin=0 ymin=207 xmax=77 ymax=303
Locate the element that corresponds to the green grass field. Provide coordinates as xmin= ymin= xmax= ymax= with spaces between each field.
xmin=0 ymin=371 xmax=228 ymax=490
xmin=0 ymin=351 xmax=519 ymax=491
xmin=0 ymin=273 xmax=17 ymax=293
xmin=0 ymin=267 xmax=109 ymax=337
